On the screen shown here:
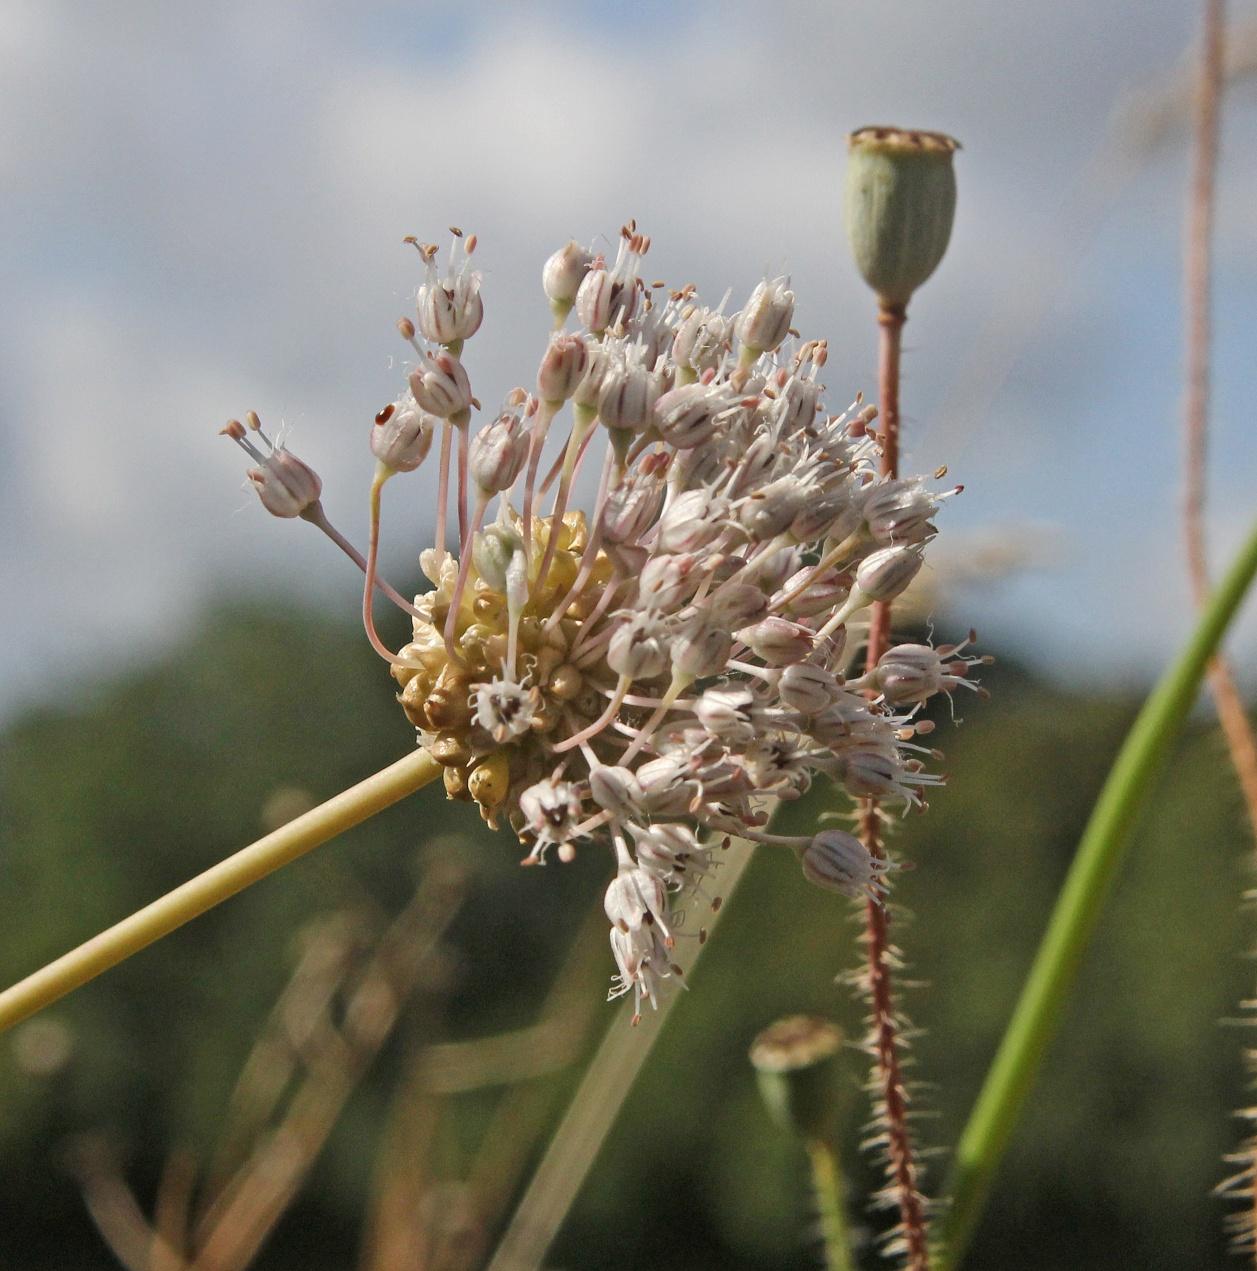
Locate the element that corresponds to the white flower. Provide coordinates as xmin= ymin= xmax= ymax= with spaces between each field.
xmin=223 ymin=223 xmax=976 ymax=1017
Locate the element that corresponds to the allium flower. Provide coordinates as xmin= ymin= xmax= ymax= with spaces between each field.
xmin=223 ymin=222 xmax=980 ymax=1021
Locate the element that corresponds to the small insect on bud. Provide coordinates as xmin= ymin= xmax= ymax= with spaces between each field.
xmin=469 ymin=400 xmax=531 ymax=494
xmin=799 ymin=828 xmax=891 ymax=899
xmin=543 ymin=240 xmax=594 ymax=323
xmin=409 ymin=351 xmax=473 ymax=419
xmin=749 ymin=1015 xmax=848 ymax=1144
xmin=222 ymin=414 xmax=323 ymax=519
xmin=371 ymin=395 xmax=436 ymax=474
xmin=845 ymin=126 xmax=959 ymax=308
xmin=736 ymin=276 xmax=795 ymax=358
xmin=537 ymin=332 xmax=589 ymax=404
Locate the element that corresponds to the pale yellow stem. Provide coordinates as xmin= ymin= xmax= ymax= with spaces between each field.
xmin=0 ymin=748 xmax=442 ymax=1033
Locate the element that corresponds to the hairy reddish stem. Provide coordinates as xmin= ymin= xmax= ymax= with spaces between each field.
xmin=860 ymin=301 xmax=929 ymax=1269
xmin=1181 ymin=0 xmax=1257 ymax=1252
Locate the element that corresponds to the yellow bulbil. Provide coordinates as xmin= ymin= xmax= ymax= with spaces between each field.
xmin=399 ymin=675 xmax=434 ymax=728
xmin=468 ymin=751 xmax=511 ymax=812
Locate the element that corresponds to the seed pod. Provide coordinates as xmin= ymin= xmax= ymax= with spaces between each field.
xmin=845 ymin=126 xmax=959 ymax=308
xmin=749 ymin=1015 xmax=847 ymax=1143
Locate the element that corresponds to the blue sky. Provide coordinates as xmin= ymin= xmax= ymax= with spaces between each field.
xmin=1 ymin=0 xmax=1255 ymax=717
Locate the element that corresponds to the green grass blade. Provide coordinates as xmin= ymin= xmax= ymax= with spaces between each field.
xmin=938 ymin=516 xmax=1257 ymax=1268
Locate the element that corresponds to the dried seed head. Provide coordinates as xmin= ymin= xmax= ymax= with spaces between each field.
xmin=845 ymin=125 xmax=959 ymax=308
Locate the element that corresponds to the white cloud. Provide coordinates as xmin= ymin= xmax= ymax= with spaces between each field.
xmin=2 ymin=0 xmax=1256 ymax=717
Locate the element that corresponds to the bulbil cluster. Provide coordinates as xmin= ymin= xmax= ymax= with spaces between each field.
xmin=223 ymin=224 xmax=983 ymax=1019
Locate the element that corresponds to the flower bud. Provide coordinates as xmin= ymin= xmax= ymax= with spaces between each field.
xmin=738 ymin=616 xmax=815 ymax=666
xmin=694 ymin=686 xmax=756 ymax=743
xmin=245 ymin=447 xmax=322 ymax=518
xmin=737 ymin=476 xmax=804 ymax=541
xmin=790 ymin=490 xmax=862 ymax=543
xmin=588 ymin=765 xmax=645 ymax=818
xmin=600 ymin=476 xmax=666 ymax=545
xmin=537 ymin=333 xmax=589 ymax=403
xmin=473 ymin=523 xmax=525 ymax=591
xmin=673 ymin=305 xmax=731 ymax=374
xmin=469 ymin=403 xmax=530 ymax=494
xmin=736 ymin=276 xmax=795 ymax=356
xmin=632 ymin=760 xmax=696 ymax=817
xmin=652 ymin=382 xmax=729 ymax=449
xmin=605 ymin=867 xmax=670 ymax=935
xmin=572 ymin=339 xmax=615 ymax=410
xmin=778 ymin=663 xmax=840 ymax=714
xmin=707 ymin=582 xmax=769 ymax=631
xmin=638 ymin=553 xmax=701 ymax=611
xmin=598 ymin=352 xmax=662 ymax=432
xmin=845 ymin=126 xmax=959 ymax=308
xmin=371 ymin=396 xmax=436 ymax=473
xmin=862 ymin=477 xmax=939 ymax=545
xmin=575 ymin=255 xmax=639 ymax=333
xmin=656 ymin=489 xmax=728 ymax=554
xmin=777 ymin=566 xmax=851 ymax=619
xmin=853 ymin=543 xmax=925 ymax=604
xmin=409 ymin=351 xmax=473 ymax=419
xmin=671 ymin=619 xmax=732 ymax=679
xmin=608 ymin=615 xmax=669 ymax=680
xmin=416 ymin=236 xmax=484 ymax=345
xmin=875 ymin=642 xmax=945 ymax=706
xmin=749 ymin=1015 xmax=847 ymax=1143
xmin=799 ymin=829 xmax=889 ymax=898
xmin=542 ymin=240 xmax=593 ymax=319
xmin=753 ymin=545 xmax=802 ymax=592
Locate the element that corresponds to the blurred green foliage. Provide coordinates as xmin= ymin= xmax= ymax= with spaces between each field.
xmin=0 ymin=603 xmax=1251 ymax=1268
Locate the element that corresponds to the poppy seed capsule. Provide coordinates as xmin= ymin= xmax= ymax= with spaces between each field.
xmin=845 ymin=126 xmax=959 ymax=308
xmin=749 ymin=1014 xmax=848 ymax=1144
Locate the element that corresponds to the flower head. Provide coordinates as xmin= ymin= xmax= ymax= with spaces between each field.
xmin=222 ymin=224 xmax=976 ymax=1016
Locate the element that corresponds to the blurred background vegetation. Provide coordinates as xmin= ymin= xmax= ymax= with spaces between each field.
xmin=1 ymin=599 xmax=1251 ymax=1268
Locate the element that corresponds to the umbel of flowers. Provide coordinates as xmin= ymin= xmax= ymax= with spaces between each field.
xmin=223 ymin=224 xmax=982 ymax=1021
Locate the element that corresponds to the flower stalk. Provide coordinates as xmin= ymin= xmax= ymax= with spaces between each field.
xmin=0 ymin=749 xmax=442 ymax=1033
xmin=846 ymin=123 xmax=960 ymax=1268
xmin=937 ymin=511 xmax=1257 ymax=1269
xmin=808 ymin=1138 xmax=856 ymax=1271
